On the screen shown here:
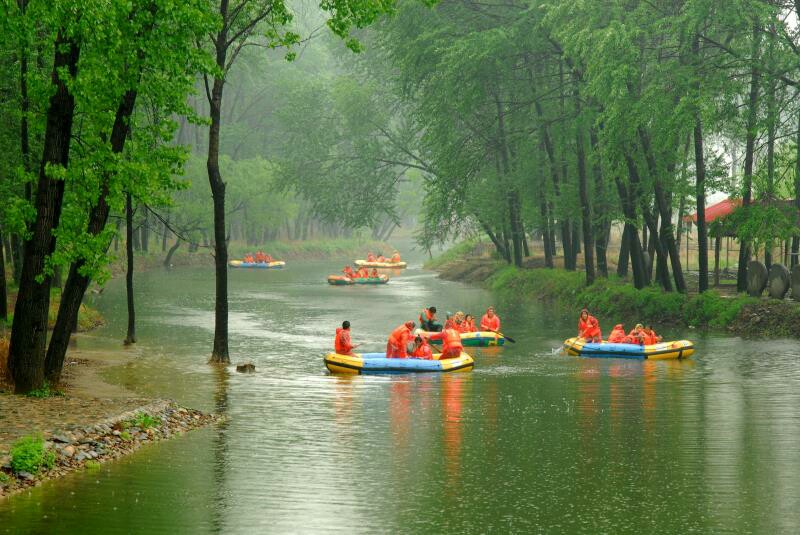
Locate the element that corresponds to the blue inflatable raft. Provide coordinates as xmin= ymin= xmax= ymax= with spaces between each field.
xmin=324 ymin=351 xmax=474 ymax=374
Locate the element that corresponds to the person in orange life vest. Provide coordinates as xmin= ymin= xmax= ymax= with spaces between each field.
xmin=335 ymin=321 xmax=358 ymax=355
xmin=627 ymin=323 xmax=645 ymax=345
xmin=607 ymin=324 xmax=627 ymax=343
xmin=643 ymin=325 xmax=662 ymax=345
xmin=462 ymin=314 xmax=476 ymax=333
xmin=244 ymin=254 xmax=254 ymax=263
xmin=358 ymin=266 xmax=369 ymax=278
xmin=419 ymin=306 xmax=441 ymax=332
xmin=411 ymin=335 xmax=433 ymax=359
xmin=577 ymin=308 xmax=602 ymax=342
xmin=264 ymin=253 xmax=273 ymax=263
xmin=390 ymin=251 xmax=401 ymax=263
xmin=480 ymin=306 xmax=501 ymax=332
xmin=343 ymin=265 xmax=355 ymax=279
xmin=370 ymin=268 xmax=379 ymax=278
xmin=377 ymin=254 xmax=386 ymax=262
xmin=254 ymin=251 xmax=263 ymax=263
xmin=386 ymin=321 xmax=415 ymax=358
xmin=367 ymin=252 xmax=376 ymax=262
xmin=430 ymin=318 xmax=464 ymax=358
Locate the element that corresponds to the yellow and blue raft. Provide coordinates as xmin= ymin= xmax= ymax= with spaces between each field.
xmin=563 ymin=337 xmax=694 ymax=360
xmin=324 ymin=351 xmax=474 ymax=374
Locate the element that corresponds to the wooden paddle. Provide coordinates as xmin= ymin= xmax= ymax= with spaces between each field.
xmin=490 ymin=330 xmax=515 ymax=343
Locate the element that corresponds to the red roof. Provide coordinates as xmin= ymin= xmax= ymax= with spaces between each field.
xmin=684 ymin=198 xmax=741 ymax=223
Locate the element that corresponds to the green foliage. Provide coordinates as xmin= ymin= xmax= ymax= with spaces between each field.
xmin=120 ymin=431 xmax=132 ymax=442
xmin=10 ymin=434 xmax=55 ymax=474
xmin=131 ymin=412 xmax=161 ymax=430
xmin=84 ymin=460 xmax=101 ymax=471
xmin=423 ymin=240 xmax=481 ymax=270
xmin=25 ymin=381 xmax=63 ymax=398
xmin=0 ymin=472 xmax=9 ymax=484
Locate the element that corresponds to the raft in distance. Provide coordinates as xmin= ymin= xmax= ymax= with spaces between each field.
xmin=324 ymin=351 xmax=474 ymax=374
xmin=563 ymin=337 xmax=694 ymax=360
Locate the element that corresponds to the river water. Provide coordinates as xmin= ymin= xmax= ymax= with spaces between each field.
xmin=2 ymin=251 xmax=800 ymax=533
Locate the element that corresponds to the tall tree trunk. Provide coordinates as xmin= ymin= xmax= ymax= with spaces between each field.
xmin=589 ymin=128 xmax=608 ymax=277
xmin=575 ymin=91 xmax=595 ymax=284
xmin=738 ymin=23 xmax=761 ymax=292
xmin=207 ymin=3 xmax=231 ymax=362
xmin=164 ymin=239 xmax=181 ymax=268
xmin=10 ymin=235 xmax=23 ymax=285
xmin=0 ymin=227 xmax=7 ymax=322
xmin=495 ymin=93 xmax=523 ymax=267
xmin=617 ymin=224 xmax=630 ymax=277
xmin=45 ymin=87 xmax=138 ymax=383
xmin=18 ymin=0 xmax=32 ymax=202
xmin=141 ymin=209 xmax=149 ymax=253
xmin=124 ymin=192 xmax=136 ymax=345
xmin=793 ymin=95 xmax=800 ymax=268
xmin=162 ymin=215 xmax=169 ymax=252
xmin=539 ymin=200 xmax=554 ymax=268
xmin=8 ymin=32 xmax=79 ymax=393
xmin=765 ymin=28 xmax=776 ymax=269
xmin=615 ymin=176 xmax=647 ymax=289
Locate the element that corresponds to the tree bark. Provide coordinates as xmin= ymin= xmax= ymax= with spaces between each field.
xmin=0 ymin=226 xmax=7 ymax=322
xmin=164 ymin=239 xmax=181 ymax=268
xmin=45 ymin=88 xmax=138 ymax=383
xmin=793 ymin=96 xmax=800 ymax=268
xmin=589 ymin=128 xmax=608 ymax=277
xmin=207 ymin=1 xmax=231 ymax=362
xmin=617 ymin=224 xmax=630 ymax=277
xmin=124 ymin=192 xmax=136 ymax=345
xmin=575 ymin=91 xmax=595 ymax=284
xmin=694 ymin=119 xmax=709 ymax=292
xmin=738 ymin=23 xmax=761 ymax=292
xmin=615 ymin=175 xmax=647 ymax=289
xmin=8 ymin=32 xmax=79 ymax=393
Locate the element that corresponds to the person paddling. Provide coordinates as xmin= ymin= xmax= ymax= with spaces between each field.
xmin=335 ymin=321 xmax=358 ymax=356
xmin=480 ymin=306 xmax=501 ymax=332
xmin=429 ymin=317 xmax=464 ymax=358
xmin=577 ymin=308 xmax=602 ymax=343
xmin=419 ymin=306 xmax=441 ymax=332
xmin=387 ymin=321 xmax=415 ymax=358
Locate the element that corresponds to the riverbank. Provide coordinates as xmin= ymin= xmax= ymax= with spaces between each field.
xmin=428 ymin=243 xmax=800 ymax=338
xmin=0 ymin=344 xmax=221 ymax=500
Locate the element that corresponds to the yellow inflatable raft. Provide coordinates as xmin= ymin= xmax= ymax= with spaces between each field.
xmin=354 ymin=259 xmax=407 ymax=269
xmin=324 ymin=351 xmax=474 ymax=374
xmin=563 ymin=337 xmax=694 ymax=360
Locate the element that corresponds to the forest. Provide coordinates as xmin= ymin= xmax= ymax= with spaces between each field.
xmin=2 ymin=0 xmax=800 ymax=393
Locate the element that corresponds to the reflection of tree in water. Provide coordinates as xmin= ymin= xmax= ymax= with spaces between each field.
xmin=210 ymin=364 xmax=230 ymax=533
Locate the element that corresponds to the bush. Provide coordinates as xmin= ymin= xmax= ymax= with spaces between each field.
xmin=131 ymin=412 xmax=161 ymax=430
xmin=10 ymin=435 xmax=56 ymax=474
xmin=0 ymin=471 xmax=9 ymax=484
xmin=25 ymin=381 xmax=64 ymax=398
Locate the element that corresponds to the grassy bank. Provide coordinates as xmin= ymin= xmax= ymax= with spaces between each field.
xmin=428 ymin=242 xmax=800 ymax=338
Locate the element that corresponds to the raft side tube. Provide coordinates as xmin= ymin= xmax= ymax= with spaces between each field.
xmin=324 ymin=351 xmax=474 ymax=374
xmin=563 ymin=337 xmax=694 ymax=360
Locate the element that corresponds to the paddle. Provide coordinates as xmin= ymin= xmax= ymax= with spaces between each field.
xmin=490 ymin=330 xmax=515 ymax=343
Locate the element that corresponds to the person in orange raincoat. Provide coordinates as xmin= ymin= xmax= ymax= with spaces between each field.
xmin=480 ymin=306 xmax=501 ymax=332
xmin=244 ymin=254 xmax=255 ymax=263
xmin=370 ymin=268 xmax=379 ymax=278
xmin=343 ymin=265 xmax=356 ymax=279
xmin=335 ymin=321 xmax=358 ymax=355
xmin=377 ymin=254 xmax=386 ymax=262
xmin=643 ymin=325 xmax=662 ymax=345
xmin=264 ymin=253 xmax=273 ymax=263
xmin=462 ymin=314 xmax=476 ymax=333
xmin=367 ymin=252 xmax=376 ymax=262
xmin=607 ymin=324 xmax=627 ymax=343
xmin=429 ymin=319 xmax=464 ymax=358
xmin=358 ymin=266 xmax=369 ymax=278
xmin=419 ymin=306 xmax=441 ymax=332
xmin=386 ymin=321 xmax=415 ymax=358
xmin=390 ymin=251 xmax=401 ymax=263
xmin=627 ymin=324 xmax=645 ymax=345
xmin=577 ymin=308 xmax=602 ymax=343
xmin=411 ymin=335 xmax=433 ymax=359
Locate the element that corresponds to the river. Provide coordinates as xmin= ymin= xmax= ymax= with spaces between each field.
xmin=2 ymin=250 xmax=800 ymax=533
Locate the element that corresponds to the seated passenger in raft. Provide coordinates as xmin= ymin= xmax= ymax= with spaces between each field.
xmin=377 ymin=254 xmax=386 ymax=262
xmin=335 ymin=321 xmax=359 ymax=356
xmin=386 ymin=321 xmax=415 ymax=358
xmin=358 ymin=266 xmax=369 ymax=278
xmin=577 ymin=308 xmax=602 ymax=343
xmin=370 ymin=268 xmax=379 ymax=279
xmin=462 ymin=314 xmax=477 ymax=333
xmin=367 ymin=252 xmax=376 ymax=262
xmin=411 ymin=335 xmax=433 ymax=360
xmin=643 ymin=325 xmax=662 ymax=345
xmin=607 ymin=324 xmax=628 ymax=343
xmin=343 ymin=265 xmax=355 ymax=279
xmin=429 ymin=318 xmax=464 ymax=358
xmin=390 ymin=251 xmax=401 ymax=263
xmin=480 ymin=306 xmax=501 ymax=332
xmin=244 ymin=254 xmax=255 ymax=263
xmin=419 ymin=306 xmax=442 ymax=332
xmin=627 ymin=324 xmax=646 ymax=345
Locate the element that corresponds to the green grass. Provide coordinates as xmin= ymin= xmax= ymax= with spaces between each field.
xmin=487 ymin=266 xmax=762 ymax=329
xmin=423 ymin=240 xmax=482 ymax=270
xmin=25 ymin=381 xmax=64 ymax=398
xmin=84 ymin=460 xmax=101 ymax=470
xmin=130 ymin=412 xmax=161 ymax=430
xmin=10 ymin=434 xmax=56 ymax=474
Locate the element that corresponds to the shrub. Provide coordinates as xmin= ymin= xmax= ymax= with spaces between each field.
xmin=131 ymin=412 xmax=161 ymax=430
xmin=25 ymin=381 xmax=64 ymax=398
xmin=0 ymin=471 xmax=9 ymax=484
xmin=120 ymin=431 xmax=132 ymax=441
xmin=10 ymin=435 xmax=56 ymax=474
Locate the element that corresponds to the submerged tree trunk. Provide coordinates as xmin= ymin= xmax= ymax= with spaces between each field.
xmin=124 ymin=192 xmax=136 ymax=345
xmin=8 ymin=33 xmax=79 ymax=393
